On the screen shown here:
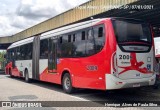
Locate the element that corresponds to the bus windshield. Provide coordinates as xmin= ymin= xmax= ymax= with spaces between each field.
xmin=112 ymin=19 xmax=152 ymax=44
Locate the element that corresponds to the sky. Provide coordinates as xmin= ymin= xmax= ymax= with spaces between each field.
xmin=0 ymin=0 xmax=89 ymax=37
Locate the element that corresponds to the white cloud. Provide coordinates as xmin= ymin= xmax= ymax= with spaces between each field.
xmin=67 ymin=0 xmax=90 ymax=7
xmin=0 ymin=16 xmax=21 ymax=37
xmin=0 ymin=0 xmax=90 ymax=37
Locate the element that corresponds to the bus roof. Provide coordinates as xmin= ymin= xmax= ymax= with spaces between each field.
xmin=8 ymin=18 xmax=106 ymax=49
xmin=7 ymin=17 xmax=148 ymax=50
xmin=8 ymin=37 xmax=34 ymax=49
xmin=40 ymin=18 xmax=106 ymax=40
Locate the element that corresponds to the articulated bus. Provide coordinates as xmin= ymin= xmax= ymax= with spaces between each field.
xmin=5 ymin=18 xmax=155 ymax=93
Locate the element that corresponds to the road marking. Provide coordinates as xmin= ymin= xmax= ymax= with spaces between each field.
xmin=74 ymin=92 xmax=103 ymax=97
xmin=70 ymin=95 xmax=90 ymax=101
xmin=69 ymin=92 xmax=104 ymax=101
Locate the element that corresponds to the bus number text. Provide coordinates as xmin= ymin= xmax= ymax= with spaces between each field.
xmin=86 ymin=65 xmax=98 ymax=71
xmin=119 ymin=55 xmax=131 ymax=60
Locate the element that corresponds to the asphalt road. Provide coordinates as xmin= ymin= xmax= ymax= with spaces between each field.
xmin=0 ymin=72 xmax=160 ymax=110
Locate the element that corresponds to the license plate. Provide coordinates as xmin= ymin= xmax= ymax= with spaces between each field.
xmin=133 ymin=83 xmax=140 ymax=87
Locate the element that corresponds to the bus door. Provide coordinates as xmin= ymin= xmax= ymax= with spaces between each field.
xmin=11 ymin=48 xmax=16 ymax=68
xmin=48 ymin=37 xmax=57 ymax=73
xmin=32 ymin=36 xmax=40 ymax=80
xmin=11 ymin=48 xmax=16 ymax=75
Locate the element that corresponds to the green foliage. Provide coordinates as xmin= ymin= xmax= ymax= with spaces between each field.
xmin=0 ymin=50 xmax=6 ymax=62
xmin=0 ymin=50 xmax=6 ymax=69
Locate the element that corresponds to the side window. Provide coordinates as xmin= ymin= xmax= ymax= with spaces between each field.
xmin=7 ymin=43 xmax=33 ymax=61
xmin=10 ymin=48 xmax=15 ymax=60
xmin=56 ymin=25 xmax=105 ymax=58
xmin=73 ymin=30 xmax=86 ymax=57
xmin=19 ymin=46 xmax=22 ymax=60
xmin=57 ymin=36 xmax=62 ymax=58
xmin=61 ymin=35 xmax=68 ymax=57
xmin=62 ymin=35 xmax=68 ymax=43
xmin=48 ymin=37 xmax=57 ymax=71
xmin=68 ymin=35 xmax=71 ymax=42
xmin=94 ymin=25 xmax=105 ymax=52
xmin=76 ymin=32 xmax=81 ymax=42
xmin=25 ymin=43 xmax=33 ymax=60
xmin=9 ymin=50 xmax=11 ymax=60
xmin=82 ymin=31 xmax=85 ymax=40
xmin=98 ymin=27 xmax=103 ymax=37
xmin=61 ymin=34 xmax=73 ymax=57
xmin=23 ymin=44 xmax=28 ymax=60
xmin=60 ymin=37 xmax=63 ymax=43
xmin=20 ymin=45 xmax=26 ymax=60
xmin=28 ymin=43 xmax=33 ymax=59
xmin=10 ymin=48 xmax=16 ymax=67
xmin=86 ymin=29 xmax=95 ymax=56
xmin=16 ymin=47 xmax=21 ymax=60
xmin=40 ymin=39 xmax=49 ymax=59
xmin=73 ymin=34 xmax=76 ymax=42
xmin=6 ymin=50 xmax=10 ymax=61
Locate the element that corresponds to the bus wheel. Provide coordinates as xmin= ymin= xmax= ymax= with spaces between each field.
xmin=62 ymin=73 xmax=74 ymax=94
xmin=9 ymin=69 xmax=13 ymax=78
xmin=24 ymin=69 xmax=30 ymax=83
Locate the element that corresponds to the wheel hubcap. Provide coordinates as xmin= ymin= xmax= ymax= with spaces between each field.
xmin=64 ymin=77 xmax=70 ymax=90
xmin=25 ymin=74 xmax=28 ymax=81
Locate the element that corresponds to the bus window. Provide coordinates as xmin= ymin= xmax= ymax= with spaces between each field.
xmin=68 ymin=35 xmax=71 ymax=42
xmin=112 ymin=19 xmax=152 ymax=52
xmin=20 ymin=45 xmax=25 ymax=60
xmin=73 ymin=34 xmax=76 ymax=42
xmin=98 ymin=27 xmax=103 ymax=37
xmin=82 ymin=31 xmax=85 ymax=40
xmin=40 ymin=39 xmax=49 ymax=59
xmin=73 ymin=31 xmax=86 ymax=57
xmin=86 ymin=29 xmax=95 ymax=56
xmin=93 ymin=25 xmax=105 ymax=52
xmin=60 ymin=37 xmax=63 ymax=43
xmin=112 ymin=19 xmax=152 ymax=44
xmin=48 ymin=38 xmax=57 ymax=72
xmin=10 ymin=48 xmax=16 ymax=67
xmin=27 ymin=43 xmax=33 ymax=60
xmin=16 ymin=47 xmax=21 ymax=60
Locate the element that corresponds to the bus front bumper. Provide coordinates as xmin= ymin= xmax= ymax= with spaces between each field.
xmin=105 ymin=74 xmax=156 ymax=90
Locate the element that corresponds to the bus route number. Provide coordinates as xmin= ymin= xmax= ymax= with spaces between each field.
xmin=119 ymin=55 xmax=131 ymax=60
xmin=86 ymin=65 xmax=98 ymax=71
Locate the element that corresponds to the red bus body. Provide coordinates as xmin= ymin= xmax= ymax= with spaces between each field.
xmin=5 ymin=18 xmax=156 ymax=92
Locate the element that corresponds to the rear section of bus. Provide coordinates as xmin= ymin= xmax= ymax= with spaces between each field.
xmin=106 ymin=18 xmax=156 ymax=89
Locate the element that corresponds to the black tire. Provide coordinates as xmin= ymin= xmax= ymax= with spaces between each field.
xmin=9 ymin=69 xmax=13 ymax=78
xmin=62 ymin=73 xmax=74 ymax=94
xmin=153 ymin=75 xmax=159 ymax=89
xmin=24 ymin=70 xmax=30 ymax=83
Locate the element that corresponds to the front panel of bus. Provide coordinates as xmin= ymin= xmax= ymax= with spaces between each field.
xmin=106 ymin=18 xmax=155 ymax=89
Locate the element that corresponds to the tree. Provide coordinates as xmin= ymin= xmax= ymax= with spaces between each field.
xmin=0 ymin=50 xmax=6 ymax=70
